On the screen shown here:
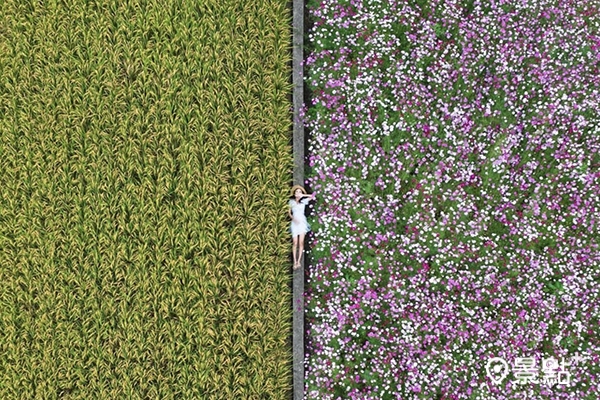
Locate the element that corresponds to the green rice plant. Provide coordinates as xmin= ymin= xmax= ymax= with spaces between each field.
xmin=0 ymin=0 xmax=293 ymax=398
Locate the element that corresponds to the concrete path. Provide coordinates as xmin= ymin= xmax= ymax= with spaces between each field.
xmin=292 ymin=0 xmax=305 ymax=398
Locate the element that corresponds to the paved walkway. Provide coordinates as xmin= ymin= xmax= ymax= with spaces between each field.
xmin=292 ymin=0 xmax=305 ymax=398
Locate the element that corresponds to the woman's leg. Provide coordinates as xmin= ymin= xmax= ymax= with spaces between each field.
xmin=292 ymin=235 xmax=299 ymax=268
xmin=297 ymin=233 xmax=305 ymax=268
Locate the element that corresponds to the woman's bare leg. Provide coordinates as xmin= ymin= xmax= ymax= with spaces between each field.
xmin=297 ymin=233 xmax=305 ymax=268
xmin=292 ymin=235 xmax=299 ymax=268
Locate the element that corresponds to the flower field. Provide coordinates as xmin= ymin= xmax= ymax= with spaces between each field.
xmin=303 ymin=0 xmax=600 ymax=398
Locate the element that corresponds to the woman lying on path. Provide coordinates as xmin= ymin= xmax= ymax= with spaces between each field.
xmin=289 ymin=185 xmax=315 ymax=270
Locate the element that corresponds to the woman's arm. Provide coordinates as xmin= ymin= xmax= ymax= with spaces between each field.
xmin=289 ymin=204 xmax=297 ymax=222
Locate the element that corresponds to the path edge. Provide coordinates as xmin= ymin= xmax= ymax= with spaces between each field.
xmin=292 ymin=0 xmax=305 ymax=397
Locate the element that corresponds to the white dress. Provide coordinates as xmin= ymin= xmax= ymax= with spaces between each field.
xmin=289 ymin=198 xmax=311 ymax=237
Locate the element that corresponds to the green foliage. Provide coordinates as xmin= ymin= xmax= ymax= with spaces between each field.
xmin=462 ymin=0 xmax=476 ymax=15
xmin=0 ymin=0 xmax=293 ymax=398
xmin=362 ymin=180 xmax=374 ymax=194
xmin=433 ymin=23 xmax=448 ymax=40
xmin=411 ymin=0 xmax=431 ymax=16
xmin=388 ymin=21 xmax=411 ymax=51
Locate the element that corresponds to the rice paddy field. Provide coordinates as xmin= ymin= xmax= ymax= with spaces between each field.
xmin=303 ymin=0 xmax=600 ymax=399
xmin=0 ymin=0 xmax=293 ymax=398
